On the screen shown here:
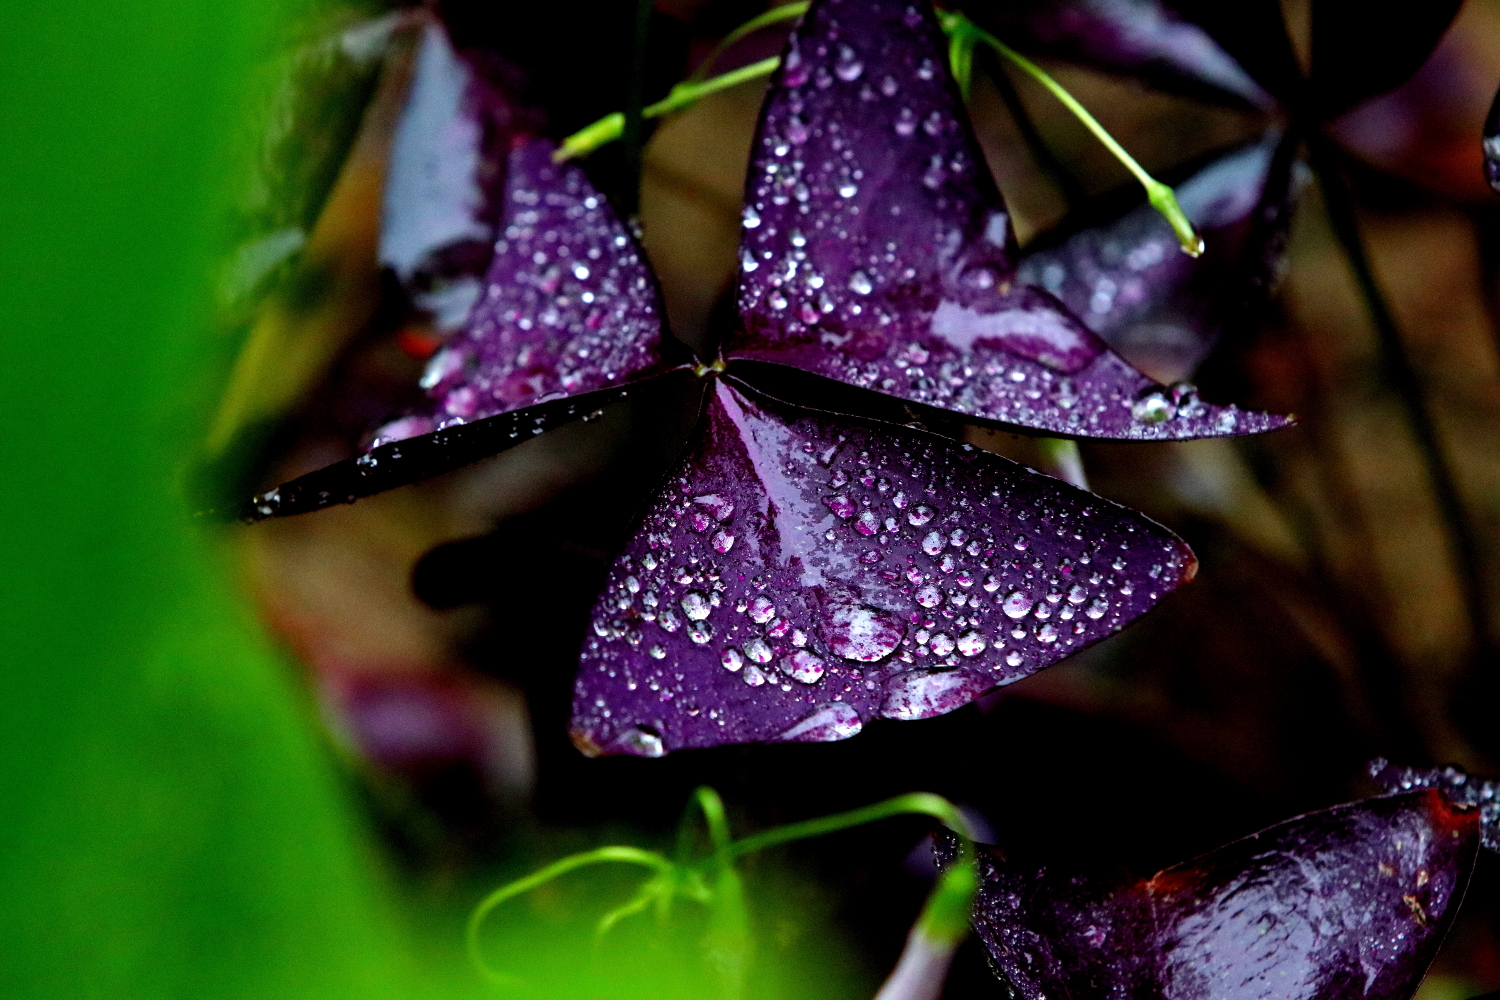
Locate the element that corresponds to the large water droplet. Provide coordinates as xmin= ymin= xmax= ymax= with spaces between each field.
xmin=1037 ymin=623 xmax=1059 ymax=643
xmin=854 ymin=511 xmax=879 ymax=535
xmin=744 ymin=637 xmax=774 ymax=663
xmin=781 ymin=649 xmax=826 ymax=683
xmin=712 ymin=530 xmax=735 ymax=554
xmin=825 ymin=494 xmax=856 ymax=519
xmin=681 ymin=591 xmax=711 ymax=621
xmin=777 ymin=702 xmax=862 ymax=742
xmin=722 ymin=648 xmax=744 ymax=672
xmin=957 ymin=631 xmax=986 ymax=657
xmin=749 ymin=596 xmax=776 ymax=624
xmin=929 ymin=632 xmax=955 ymax=657
xmin=743 ymin=664 xmax=767 ymax=686
xmin=1002 ymin=591 xmax=1033 ymax=619
xmin=908 ymin=504 xmax=935 ymax=526
xmin=922 ymin=531 xmax=945 ymax=555
xmin=658 ymin=609 xmax=682 ymax=633
xmin=688 ymin=620 xmax=714 ymax=644
xmin=1067 ymin=584 xmax=1088 ymax=604
xmin=1005 ymin=650 xmax=1023 ymax=667
xmin=879 ymin=669 xmax=988 ymax=720
xmin=1131 ymin=390 xmax=1176 ymax=424
xmin=915 ymin=584 xmax=942 ymax=608
xmin=620 ymin=726 xmax=665 ymax=757
xmin=824 ymin=603 xmax=905 ymax=661
xmin=1085 ymin=598 xmax=1108 ymax=619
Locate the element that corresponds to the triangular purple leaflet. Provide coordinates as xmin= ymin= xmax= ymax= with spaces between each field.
xmin=983 ymin=0 xmax=1272 ymax=109
xmin=727 ymin=0 xmax=1291 ymax=441
xmin=569 ymin=375 xmax=1197 ymax=757
xmin=952 ymin=790 xmax=1479 ymax=1000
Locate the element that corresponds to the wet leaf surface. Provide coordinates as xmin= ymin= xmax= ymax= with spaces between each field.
xmin=569 ymin=375 xmax=1196 ymax=756
xmin=1369 ymin=759 xmax=1500 ymax=854
xmin=951 ymin=789 xmax=1480 ymax=1000
xmin=728 ymin=0 xmax=1291 ymax=440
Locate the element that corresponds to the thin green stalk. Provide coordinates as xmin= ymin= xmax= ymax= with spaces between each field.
xmin=939 ymin=12 xmax=1202 ymax=256
xmin=556 ymin=57 xmax=781 ymax=162
xmin=466 ymin=845 xmax=673 ymax=979
xmin=621 ymin=0 xmax=655 ymax=216
xmin=726 ymin=792 xmax=974 ymax=859
xmin=688 ymin=2 xmax=808 ymax=83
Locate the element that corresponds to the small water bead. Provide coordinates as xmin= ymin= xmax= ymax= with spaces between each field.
xmin=722 ymin=648 xmax=744 ymax=672
xmin=1085 ymin=598 xmax=1108 ymax=619
xmin=1005 ymin=650 xmax=1024 ymax=667
xmin=880 ymin=74 xmax=898 ymax=96
xmin=939 ymin=553 xmax=957 ymax=574
xmin=659 ymin=609 xmax=682 ymax=633
xmin=957 ymin=631 xmax=986 ymax=656
xmin=915 ymin=584 xmax=942 ymax=608
xmin=929 ymin=633 xmax=955 ymax=657
xmin=895 ymin=107 xmax=917 ymax=135
xmin=712 ymin=530 xmax=735 ymax=554
xmin=1037 ymin=624 xmax=1059 ymax=643
xmin=1068 ymin=584 xmax=1087 ymax=604
xmin=681 ymin=591 xmax=711 ymax=620
xmin=949 ymin=528 xmax=968 ymax=547
xmin=908 ymin=505 xmax=935 ymax=526
xmin=621 ymin=727 xmax=665 ymax=757
xmin=922 ymin=531 xmax=945 ymax=555
xmin=1002 ymin=591 xmax=1033 ymax=619
xmin=854 ymin=511 xmax=880 ymax=535
xmin=782 ymin=650 xmax=826 ymax=683
xmin=643 ymin=591 xmax=659 ymax=608
xmin=743 ymin=206 xmax=761 ymax=229
xmin=749 ymin=597 xmax=776 ymax=623
xmin=744 ymin=638 xmax=774 ymax=664
xmin=1131 ymin=390 xmax=1176 ymax=424
xmin=831 ymin=469 xmax=849 ymax=487
xmin=892 ymin=491 xmax=907 ymax=509
xmin=1033 ymin=603 xmax=1051 ymax=620
xmin=649 ymin=645 xmax=667 ymax=659
xmin=834 ymin=45 xmax=863 ymax=81
xmin=743 ymin=664 xmax=767 ymax=687
xmin=688 ymin=509 xmax=713 ymax=532
xmin=688 ymin=620 xmax=714 ymax=644
xmin=791 ymin=629 xmax=808 ymax=647
xmin=825 ymin=494 xmax=856 ymax=519
xmin=849 ymin=271 xmax=873 ymax=295
xmin=769 ymin=290 xmax=788 ymax=311
xmin=1013 ymin=535 xmax=1029 ymax=551
xmin=983 ymin=575 xmax=1001 ymax=593
xmin=643 ymin=554 xmax=658 ymax=571
xmin=839 ymin=182 xmax=859 ymax=198
xmin=624 ymin=575 xmax=641 ymax=594
xmin=767 ymin=618 xmax=791 ymax=638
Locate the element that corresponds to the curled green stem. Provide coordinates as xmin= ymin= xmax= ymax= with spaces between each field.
xmin=938 ymin=11 xmax=1203 ymax=256
xmin=688 ymin=2 xmax=808 ymax=83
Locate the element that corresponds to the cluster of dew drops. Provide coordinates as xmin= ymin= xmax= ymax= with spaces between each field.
xmin=587 ymin=431 xmax=1184 ymax=709
xmin=418 ymin=171 xmax=660 ymax=427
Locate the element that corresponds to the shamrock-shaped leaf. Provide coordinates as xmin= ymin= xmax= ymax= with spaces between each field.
xmin=982 ymin=0 xmax=1272 ymax=108
xmin=569 ymin=377 xmax=1196 ymax=757
xmin=728 ymin=0 xmax=1290 ymax=440
xmin=951 ymin=789 xmax=1479 ymax=1000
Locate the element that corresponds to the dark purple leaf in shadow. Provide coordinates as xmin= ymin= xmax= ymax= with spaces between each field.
xmin=405 ymin=137 xmax=678 ymax=427
xmin=239 ymin=369 xmax=690 ymax=522
xmin=1162 ymin=0 xmax=1302 ymax=108
xmin=953 ymin=790 xmax=1479 ymax=1000
xmin=1484 ymin=82 xmax=1500 ymax=195
xmin=1369 ymin=758 xmax=1500 ymax=853
xmin=727 ymin=0 xmax=1291 ymax=440
xmin=1015 ymin=132 xmax=1298 ymax=383
xmin=380 ymin=19 xmax=517 ymax=331
xmin=569 ymin=375 xmax=1196 ymax=756
xmin=982 ymin=0 xmax=1272 ymax=109
xmin=1310 ymin=0 xmax=1463 ymax=120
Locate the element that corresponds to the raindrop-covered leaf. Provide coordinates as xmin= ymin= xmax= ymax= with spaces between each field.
xmin=569 ymin=376 xmax=1196 ymax=756
xmin=379 ymin=18 xmax=518 ymax=331
xmin=981 ymin=0 xmax=1272 ymax=108
xmin=728 ymin=0 xmax=1290 ymax=440
xmin=1016 ymin=132 xmax=1299 ymax=383
xmin=954 ymin=790 xmax=1479 ymax=1000
xmin=242 ymin=136 xmax=684 ymax=520
xmin=1369 ymin=758 xmax=1500 ymax=853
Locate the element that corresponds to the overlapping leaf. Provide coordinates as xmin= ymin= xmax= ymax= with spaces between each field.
xmin=727 ymin=0 xmax=1290 ymax=440
xmin=569 ymin=377 xmax=1196 ymax=756
xmin=1016 ymin=132 xmax=1297 ymax=382
xmin=950 ymin=790 xmax=1479 ymax=1000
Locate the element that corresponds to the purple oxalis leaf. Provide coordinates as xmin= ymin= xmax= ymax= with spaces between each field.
xmin=380 ymin=19 xmax=516 ymax=332
xmin=983 ymin=0 xmax=1273 ymax=109
xmin=1016 ymin=132 xmax=1298 ymax=384
xmin=727 ymin=0 xmax=1291 ymax=441
xmin=951 ymin=789 xmax=1480 ymax=1000
xmin=243 ymin=136 xmax=683 ymax=521
xmin=569 ymin=376 xmax=1196 ymax=757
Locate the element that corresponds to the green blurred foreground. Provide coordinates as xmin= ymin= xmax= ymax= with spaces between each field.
xmin=0 ymin=4 xmax=860 ymax=998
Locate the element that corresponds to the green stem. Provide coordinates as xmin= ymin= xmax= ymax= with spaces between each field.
xmin=556 ymin=56 xmax=782 ymax=162
xmin=939 ymin=11 xmax=1202 ymax=256
xmin=466 ymin=846 xmax=673 ymax=979
xmin=621 ymin=0 xmax=654 ymax=217
xmin=726 ymin=792 xmax=974 ymax=859
xmin=687 ymin=2 xmax=808 ymax=83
